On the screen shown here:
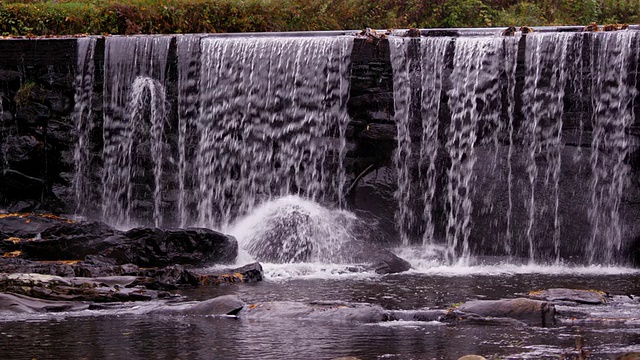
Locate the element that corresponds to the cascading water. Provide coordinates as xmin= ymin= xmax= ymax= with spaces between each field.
xmin=588 ymin=31 xmax=640 ymax=263
xmin=72 ymin=37 xmax=97 ymax=217
xmin=390 ymin=35 xmax=509 ymax=264
xmin=63 ymin=30 xmax=640 ymax=266
xmin=445 ymin=37 xmax=504 ymax=265
xmin=194 ymin=36 xmax=353 ymax=228
xmin=176 ymin=35 xmax=202 ymax=228
xmin=521 ymin=32 xmax=573 ymax=263
xmin=102 ymin=36 xmax=171 ymax=228
xmin=389 ymin=30 xmax=640 ymax=265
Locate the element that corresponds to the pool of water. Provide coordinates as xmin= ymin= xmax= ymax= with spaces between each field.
xmin=1 ymin=264 xmax=639 ymax=360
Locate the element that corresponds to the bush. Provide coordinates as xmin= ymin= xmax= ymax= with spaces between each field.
xmin=493 ymin=2 xmax=547 ymax=27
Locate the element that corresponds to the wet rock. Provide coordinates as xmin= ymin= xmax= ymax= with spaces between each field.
xmin=528 ymin=288 xmax=607 ymax=304
xmin=240 ymin=301 xmax=388 ymax=323
xmin=194 ymin=262 xmax=264 ymax=286
xmin=458 ymin=356 xmax=487 ymax=360
xmin=368 ymin=249 xmax=411 ymax=274
xmin=0 ymin=213 xmax=73 ymax=238
xmin=4 ymin=219 xmax=238 ymax=268
xmin=101 ymin=227 xmax=237 ymax=267
xmin=15 ymin=103 xmax=50 ymax=127
xmin=1 ymin=135 xmax=41 ymax=165
xmin=163 ymin=294 xmax=245 ymax=316
xmin=456 ymin=298 xmax=555 ymax=326
xmin=19 ymin=221 xmax=117 ymax=260
xmin=0 ymin=292 xmax=90 ymax=314
xmin=388 ymin=309 xmax=447 ymax=321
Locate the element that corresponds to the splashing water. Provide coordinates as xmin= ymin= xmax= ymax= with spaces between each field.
xmin=226 ymin=195 xmax=359 ymax=264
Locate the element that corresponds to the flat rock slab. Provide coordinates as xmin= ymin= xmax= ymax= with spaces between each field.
xmin=528 ymin=288 xmax=607 ymax=304
xmin=0 ymin=273 xmax=169 ymax=302
xmin=457 ymin=298 xmax=555 ymax=327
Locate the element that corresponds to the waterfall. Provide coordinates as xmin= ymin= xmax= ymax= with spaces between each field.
xmin=588 ymin=31 xmax=640 ymax=264
xmin=521 ymin=33 xmax=573 ymax=263
xmin=503 ymin=35 xmax=520 ymax=256
xmin=102 ymin=36 xmax=171 ymax=228
xmin=445 ymin=37 xmax=504 ymax=265
xmin=72 ymin=37 xmax=97 ymax=217
xmin=177 ymin=35 xmax=202 ymax=228
xmin=389 ymin=37 xmax=415 ymax=246
xmin=390 ymin=35 xmax=510 ymax=264
xmin=195 ymin=36 xmax=353 ymax=228
xmin=419 ymin=37 xmax=450 ymax=247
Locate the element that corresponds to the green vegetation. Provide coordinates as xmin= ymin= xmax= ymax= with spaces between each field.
xmin=0 ymin=0 xmax=638 ymax=36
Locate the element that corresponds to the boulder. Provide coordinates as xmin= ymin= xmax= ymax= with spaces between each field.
xmin=19 ymin=221 xmax=117 ymax=260
xmin=194 ymin=262 xmax=264 ymax=286
xmin=166 ymin=294 xmax=245 ymax=316
xmin=100 ymin=227 xmax=237 ymax=267
xmin=2 ymin=218 xmax=239 ymax=268
xmin=368 ymin=249 xmax=411 ymax=274
xmin=0 ymin=213 xmax=73 ymax=238
xmin=456 ymin=298 xmax=555 ymax=327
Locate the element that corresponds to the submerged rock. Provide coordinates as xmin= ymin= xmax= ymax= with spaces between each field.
xmin=0 ymin=292 xmax=90 ymax=314
xmin=157 ymin=294 xmax=245 ymax=316
xmin=240 ymin=300 xmax=389 ymax=323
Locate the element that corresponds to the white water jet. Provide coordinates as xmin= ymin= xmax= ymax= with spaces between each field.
xmin=226 ymin=195 xmax=359 ymax=264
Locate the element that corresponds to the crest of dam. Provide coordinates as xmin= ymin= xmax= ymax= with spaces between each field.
xmin=0 ymin=28 xmax=639 ymax=266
